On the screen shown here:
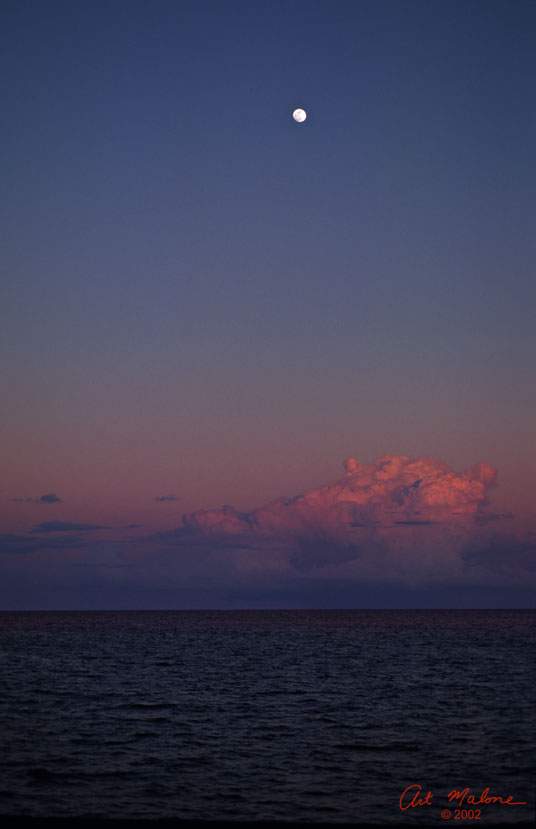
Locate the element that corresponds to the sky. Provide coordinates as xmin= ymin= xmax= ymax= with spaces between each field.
xmin=1 ymin=0 xmax=535 ymax=608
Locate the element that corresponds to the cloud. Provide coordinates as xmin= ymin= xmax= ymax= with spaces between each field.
xmin=394 ymin=519 xmax=436 ymax=526
xmin=38 ymin=493 xmax=62 ymax=504
xmin=182 ymin=454 xmax=498 ymax=540
xmin=155 ymin=495 xmax=178 ymax=502
xmin=0 ymin=534 xmax=43 ymax=555
xmin=462 ymin=534 xmax=536 ymax=577
xmin=31 ymin=521 xmax=107 ymax=534
xmin=0 ymin=532 xmax=85 ymax=556
xmin=149 ymin=454 xmax=534 ymax=589
xmin=2 ymin=455 xmax=534 ymax=607
xmin=11 ymin=493 xmax=62 ymax=504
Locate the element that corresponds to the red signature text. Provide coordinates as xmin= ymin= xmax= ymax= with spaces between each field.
xmin=448 ymin=787 xmax=528 ymax=808
xmin=399 ymin=784 xmax=433 ymax=810
xmin=399 ymin=783 xmax=528 ymax=812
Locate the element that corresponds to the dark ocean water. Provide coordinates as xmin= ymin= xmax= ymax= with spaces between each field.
xmin=0 ymin=610 xmax=533 ymax=824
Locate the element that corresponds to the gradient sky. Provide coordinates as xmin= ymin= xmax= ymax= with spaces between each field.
xmin=1 ymin=1 xmax=535 ymax=607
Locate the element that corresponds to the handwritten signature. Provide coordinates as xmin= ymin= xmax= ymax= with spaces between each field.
xmin=399 ymin=783 xmax=528 ymax=811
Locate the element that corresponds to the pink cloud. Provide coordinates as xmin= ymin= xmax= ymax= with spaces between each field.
xmin=4 ymin=455 xmax=532 ymax=605
xmin=183 ymin=454 xmax=498 ymax=538
xmin=165 ymin=454 xmax=532 ymax=588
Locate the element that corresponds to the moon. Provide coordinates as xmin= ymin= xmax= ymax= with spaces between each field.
xmin=292 ymin=108 xmax=307 ymax=123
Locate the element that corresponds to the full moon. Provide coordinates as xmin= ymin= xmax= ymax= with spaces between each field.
xmin=292 ymin=108 xmax=307 ymax=123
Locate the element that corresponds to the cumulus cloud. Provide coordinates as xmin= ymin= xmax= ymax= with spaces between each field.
xmin=156 ymin=454 xmax=534 ymax=588
xmin=3 ymin=455 xmax=534 ymax=607
xmin=182 ymin=454 xmax=497 ymax=539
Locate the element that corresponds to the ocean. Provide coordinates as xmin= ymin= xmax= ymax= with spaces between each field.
xmin=0 ymin=610 xmax=533 ymax=824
